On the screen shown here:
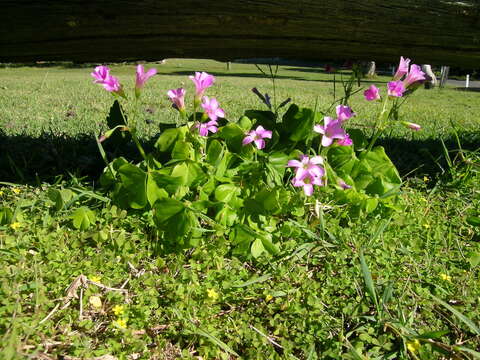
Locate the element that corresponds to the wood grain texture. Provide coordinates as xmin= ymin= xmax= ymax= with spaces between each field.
xmin=1 ymin=0 xmax=480 ymax=66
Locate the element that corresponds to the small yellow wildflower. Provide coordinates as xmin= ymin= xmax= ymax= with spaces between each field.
xmin=12 ymin=188 xmax=21 ymax=194
xmin=0 ymin=190 xmax=4 ymax=196
xmin=10 ymin=222 xmax=21 ymax=231
xmin=113 ymin=318 xmax=128 ymax=329
xmin=265 ymin=294 xmax=273 ymax=302
xmin=207 ymin=288 xmax=219 ymax=300
xmin=89 ymin=275 xmax=101 ymax=283
xmin=423 ymin=223 xmax=430 ymax=229
xmin=406 ymin=339 xmax=421 ymax=353
xmin=440 ymin=273 xmax=451 ymax=281
xmin=423 ymin=176 xmax=429 ymax=183
xmin=112 ymin=304 xmax=125 ymax=316
xmin=89 ymin=295 xmax=102 ymax=309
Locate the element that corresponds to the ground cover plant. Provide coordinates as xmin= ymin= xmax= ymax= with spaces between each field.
xmin=1 ymin=59 xmax=480 ymax=359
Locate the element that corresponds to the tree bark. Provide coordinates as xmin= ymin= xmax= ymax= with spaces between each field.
xmin=1 ymin=1 xmax=480 ymax=67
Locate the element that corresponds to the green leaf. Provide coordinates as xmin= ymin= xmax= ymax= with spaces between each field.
xmin=218 ymin=123 xmax=246 ymax=153
xmin=146 ymin=173 xmax=169 ymax=206
xmin=281 ymin=104 xmax=317 ymax=141
xmin=231 ymin=274 xmax=272 ymax=288
xmin=238 ymin=115 xmax=252 ymax=130
xmin=118 ymin=163 xmax=148 ymax=209
xmin=431 ymin=295 xmax=480 ymax=335
xmin=468 ymin=252 xmax=480 ymax=268
xmin=155 ymin=128 xmax=179 ymax=152
xmin=71 ymin=207 xmax=96 ymax=230
xmin=251 ymin=238 xmax=265 ymax=258
xmin=47 ymin=188 xmax=74 ymax=211
xmin=206 ymin=139 xmax=224 ymax=166
xmin=171 ymin=140 xmax=194 ymax=160
xmin=214 ymin=184 xmax=239 ymax=203
xmin=153 ymin=198 xmax=185 ymax=224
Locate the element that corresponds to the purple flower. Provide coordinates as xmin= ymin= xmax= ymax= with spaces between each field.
xmin=135 ymin=65 xmax=157 ymax=91
xmin=337 ymin=134 xmax=353 ymax=146
xmin=314 ymin=117 xmax=347 ymax=147
xmin=287 ymin=155 xmax=325 ymax=180
xmin=339 ymin=179 xmax=352 ymax=190
xmin=292 ymin=173 xmax=324 ymax=196
xmin=91 ymin=65 xmax=110 ymax=83
xmin=336 ymin=105 xmax=355 ymax=123
xmin=167 ymin=88 xmax=186 ymax=111
xmin=402 ymin=121 xmax=421 ymax=131
xmin=403 ymin=64 xmax=426 ymax=88
xmin=364 ymin=85 xmax=381 ymax=101
xmin=201 ymin=96 xmax=225 ymax=121
xmin=195 ymin=120 xmax=218 ymax=137
xmin=393 ymin=56 xmax=411 ymax=81
xmin=242 ymin=125 xmax=272 ymax=150
xmin=387 ymin=81 xmax=405 ymax=97
xmin=190 ymin=71 xmax=215 ymax=98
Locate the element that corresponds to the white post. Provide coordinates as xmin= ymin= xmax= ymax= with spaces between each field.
xmin=466 ymin=74 xmax=470 ymax=88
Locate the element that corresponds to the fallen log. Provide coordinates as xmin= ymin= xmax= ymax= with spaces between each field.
xmin=1 ymin=1 xmax=480 ymax=67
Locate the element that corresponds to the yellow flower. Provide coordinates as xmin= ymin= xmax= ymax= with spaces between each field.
xmin=406 ymin=339 xmax=421 ymax=353
xmin=113 ymin=318 xmax=128 ymax=329
xmin=423 ymin=176 xmax=429 ymax=182
xmin=423 ymin=223 xmax=430 ymax=229
xmin=207 ymin=288 xmax=219 ymax=300
xmin=112 ymin=304 xmax=125 ymax=316
xmin=12 ymin=188 xmax=21 ymax=194
xmin=10 ymin=222 xmax=21 ymax=230
xmin=89 ymin=295 xmax=102 ymax=309
xmin=440 ymin=273 xmax=451 ymax=281
xmin=0 ymin=190 xmax=4 ymax=196
xmin=265 ymin=294 xmax=273 ymax=302
xmin=89 ymin=275 xmax=101 ymax=283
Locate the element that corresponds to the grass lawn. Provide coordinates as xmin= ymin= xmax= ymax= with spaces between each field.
xmin=0 ymin=59 xmax=479 ymax=359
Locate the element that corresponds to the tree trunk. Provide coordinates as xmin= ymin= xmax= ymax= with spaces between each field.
xmin=439 ymin=66 xmax=450 ymax=88
xmin=421 ymin=65 xmax=437 ymax=89
xmin=366 ymin=62 xmax=376 ymax=78
xmin=1 ymin=1 xmax=480 ymax=67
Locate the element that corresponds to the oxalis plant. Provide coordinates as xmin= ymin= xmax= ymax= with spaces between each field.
xmin=91 ymin=58 xmax=426 ymax=256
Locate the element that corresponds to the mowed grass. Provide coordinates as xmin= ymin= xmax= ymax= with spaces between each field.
xmin=0 ymin=60 xmax=480 ymax=359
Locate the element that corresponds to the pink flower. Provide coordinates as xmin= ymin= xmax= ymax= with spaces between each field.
xmin=242 ymin=125 xmax=272 ymax=150
xmin=167 ymin=88 xmax=186 ymax=111
xmin=387 ymin=81 xmax=405 ymax=97
xmin=403 ymin=64 xmax=426 ymax=88
xmin=393 ymin=56 xmax=411 ymax=81
xmin=292 ymin=173 xmax=324 ymax=196
xmin=91 ymin=66 xmax=124 ymax=95
xmin=364 ymin=85 xmax=381 ymax=101
xmin=201 ymin=96 xmax=225 ymax=121
xmin=337 ymin=134 xmax=353 ymax=146
xmin=195 ymin=120 xmax=218 ymax=137
xmin=102 ymin=75 xmax=122 ymax=93
xmin=190 ymin=71 xmax=215 ymax=98
xmin=336 ymin=105 xmax=355 ymax=123
xmin=135 ymin=65 xmax=157 ymax=91
xmin=402 ymin=121 xmax=421 ymax=131
xmin=91 ymin=65 xmax=110 ymax=83
xmin=314 ymin=117 xmax=347 ymax=147
xmin=287 ymin=155 xmax=325 ymax=180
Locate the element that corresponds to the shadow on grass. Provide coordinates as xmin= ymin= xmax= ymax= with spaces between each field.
xmin=1 ymin=129 xmax=479 ymax=185
xmin=454 ymin=87 xmax=480 ymax=93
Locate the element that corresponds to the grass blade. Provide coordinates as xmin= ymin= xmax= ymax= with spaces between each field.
xmin=359 ymin=251 xmax=379 ymax=311
xmin=431 ymin=295 xmax=480 ymax=335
